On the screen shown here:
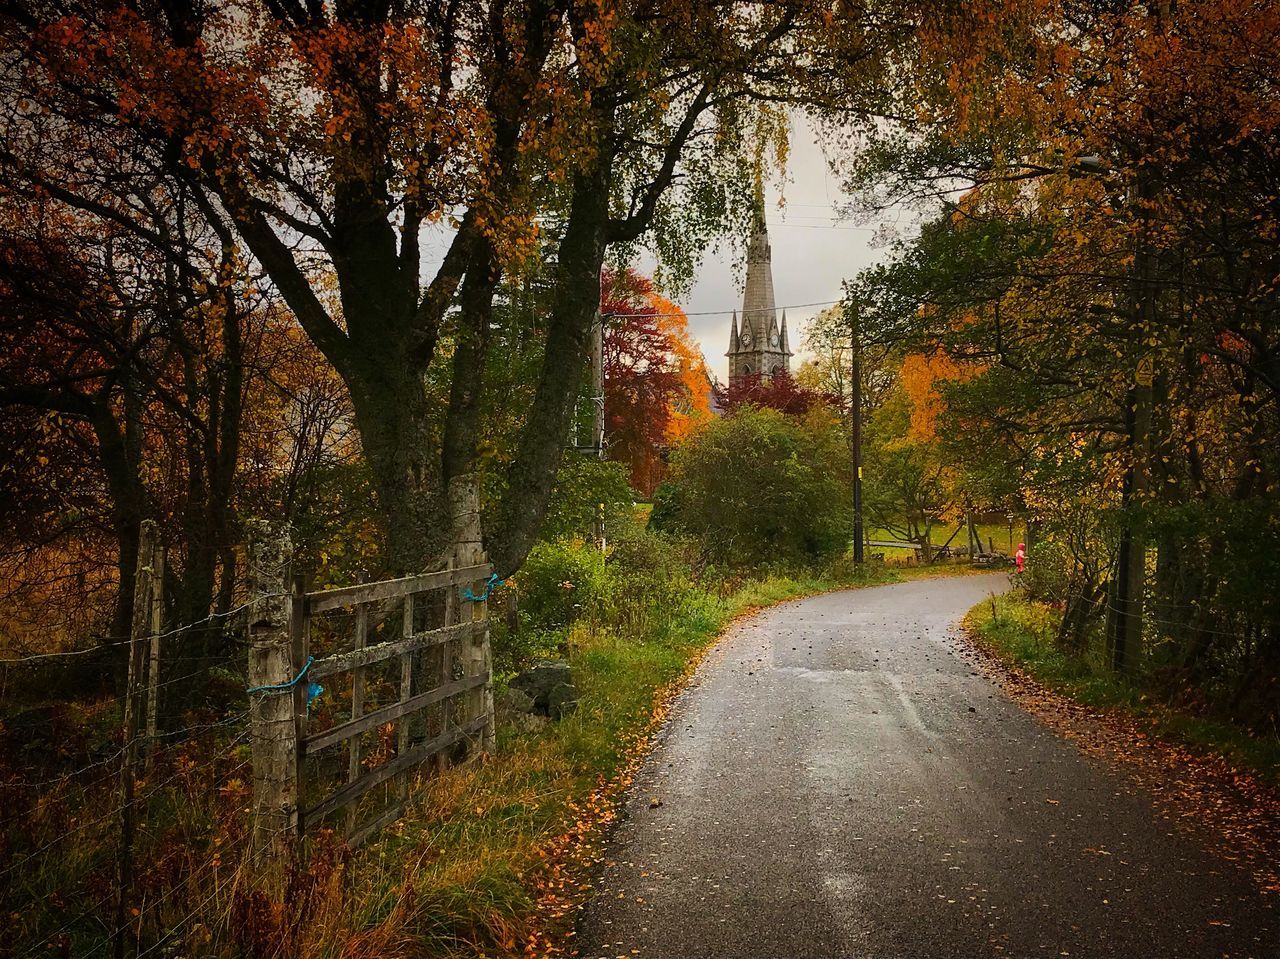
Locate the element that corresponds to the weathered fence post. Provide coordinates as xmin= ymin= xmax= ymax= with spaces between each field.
xmin=434 ymin=557 xmax=454 ymax=773
xmin=247 ymin=521 xmax=298 ymax=860
xmin=117 ymin=520 xmax=159 ymax=959
xmin=345 ymin=599 xmax=367 ymax=837
xmin=449 ymin=474 xmax=495 ymax=757
xmin=144 ymin=545 xmax=165 ymax=772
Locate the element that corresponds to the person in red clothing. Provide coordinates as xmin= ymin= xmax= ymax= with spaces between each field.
xmin=1015 ymin=542 xmax=1026 ymax=573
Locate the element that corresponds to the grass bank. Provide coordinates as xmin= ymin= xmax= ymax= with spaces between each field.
xmin=337 ymin=561 xmax=973 ymax=957
xmin=965 ymin=592 xmax=1280 ymax=785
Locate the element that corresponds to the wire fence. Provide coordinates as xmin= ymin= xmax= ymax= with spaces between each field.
xmin=0 ymin=575 xmax=273 ymax=959
xmin=998 ymin=575 xmax=1278 ymax=677
xmin=0 ymin=590 xmax=289 ymax=666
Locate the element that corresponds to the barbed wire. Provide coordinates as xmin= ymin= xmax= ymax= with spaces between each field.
xmin=13 ymin=884 xmax=118 ymax=959
xmin=5 ymin=713 xmax=247 ymax=793
xmin=1000 ymin=583 xmax=1274 ymax=644
xmin=131 ymin=860 xmax=230 ymax=959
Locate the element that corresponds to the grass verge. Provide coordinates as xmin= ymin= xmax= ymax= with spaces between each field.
xmin=964 ymin=592 xmax=1280 ymax=785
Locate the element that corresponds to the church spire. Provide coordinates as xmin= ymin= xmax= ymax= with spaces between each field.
xmin=740 ymin=196 xmax=776 ymax=345
xmin=751 ymin=169 xmax=767 ymax=233
xmin=727 ymin=177 xmax=791 ymax=388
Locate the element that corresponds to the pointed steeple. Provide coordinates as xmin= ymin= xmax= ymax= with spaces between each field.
xmin=728 ymin=174 xmax=791 ymax=388
xmin=727 ymin=310 xmax=739 ymax=356
xmin=740 ymin=198 xmax=776 ymax=347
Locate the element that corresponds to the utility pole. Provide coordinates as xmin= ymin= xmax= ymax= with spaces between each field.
xmin=592 ymin=308 xmax=605 ymax=461
xmin=591 ymin=302 xmax=606 ymax=551
xmin=850 ymin=301 xmax=864 ymax=563
xmin=1107 ymin=160 xmax=1156 ymax=676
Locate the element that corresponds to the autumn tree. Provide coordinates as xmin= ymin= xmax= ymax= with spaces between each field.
xmin=719 ymin=370 xmax=839 ymax=417
xmin=0 ymin=166 xmax=262 ymax=653
xmin=601 ymin=267 xmax=709 ymax=496
xmin=1 ymin=0 xmax=926 ymax=577
xmin=654 ymin=404 xmax=851 ymax=566
xmin=0 ymin=102 xmax=357 ymax=671
xmin=847 ymin=0 xmax=1280 ymax=719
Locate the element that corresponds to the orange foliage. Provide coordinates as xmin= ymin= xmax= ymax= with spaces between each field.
xmin=898 ymin=353 xmax=978 ymax=442
xmin=603 ymin=271 xmax=710 ymax=496
xmin=652 ymin=295 xmax=713 ymax=444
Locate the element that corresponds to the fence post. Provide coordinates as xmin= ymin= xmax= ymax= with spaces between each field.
xmin=246 ymin=521 xmax=298 ymax=860
xmin=449 ymin=474 xmax=495 ymax=757
xmin=144 ymin=545 xmax=165 ymax=772
xmin=116 ymin=520 xmax=159 ymax=959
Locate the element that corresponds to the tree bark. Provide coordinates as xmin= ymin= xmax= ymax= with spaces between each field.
xmin=488 ymin=155 xmax=613 ymax=575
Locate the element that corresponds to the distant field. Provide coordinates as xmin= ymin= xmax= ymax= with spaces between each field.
xmin=631 ymin=504 xmax=1022 ymax=555
xmin=866 ymin=523 xmax=1024 ymax=553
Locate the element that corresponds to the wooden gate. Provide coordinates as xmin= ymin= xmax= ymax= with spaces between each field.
xmin=247 ymin=476 xmax=496 ymax=855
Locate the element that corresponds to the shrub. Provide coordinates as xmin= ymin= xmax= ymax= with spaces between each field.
xmin=540 ymin=452 xmax=634 ymax=541
xmin=648 ymin=480 xmax=684 ymax=532
xmin=601 ymin=523 xmax=703 ymax=641
xmin=1017 ymin=539 xmax=1071 ymax=603
xmin=656 ymin=405 xmax=851 ymax=567
xmin=514 ymin=538 xmax=608 ymax=634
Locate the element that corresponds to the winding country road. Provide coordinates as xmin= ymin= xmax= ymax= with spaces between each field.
xmin=575 ymin=574 xmax=1278 ymax=958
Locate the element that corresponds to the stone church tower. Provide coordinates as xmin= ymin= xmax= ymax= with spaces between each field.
xmin=726 ymin=203 xmax=792 ymax=386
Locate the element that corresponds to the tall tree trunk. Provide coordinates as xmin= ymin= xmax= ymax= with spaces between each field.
xmin=347 ymin=355 xmax=451 ymax=575
xmin=488 ymin=155 xmax=613 ymax=575
xmin=90 ymin=398 xmax=146 ymax=649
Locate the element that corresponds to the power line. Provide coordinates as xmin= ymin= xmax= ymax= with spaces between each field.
xmin=771 ymin=222 xmax=883 ymax=232
xmin=605 ymin=298 xmax=846 ymax=320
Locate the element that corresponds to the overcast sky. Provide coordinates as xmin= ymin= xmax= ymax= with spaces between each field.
xmin=417 ymin=119 xmax=920 ymax=383
xmin=652 ymin=120 xmax=919 ymax=383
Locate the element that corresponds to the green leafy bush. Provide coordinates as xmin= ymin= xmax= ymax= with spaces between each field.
xmin=540 ymin=452 xmax=634 ymax=541
xmin=1017 ymin=539 xmax=1071 ymax=603
xmin=514 ymin=538 xmax=608 ymax=634
xmin=654 ymin=405 xmax=852 ymax=567
xmin=602 ymin=523 xmax=704 ymax=641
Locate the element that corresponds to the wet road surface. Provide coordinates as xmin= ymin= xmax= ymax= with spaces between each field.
xmin=575 ymin=574 xmax=1277 ymax=958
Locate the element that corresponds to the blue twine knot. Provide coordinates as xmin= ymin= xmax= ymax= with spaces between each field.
xmin=246 ymin=656 xmax=324 ymax=713
xmin=462 ymin=572 xmax=503 ymax=603
xmin=246 ymin=654 xmax=314 ymax=695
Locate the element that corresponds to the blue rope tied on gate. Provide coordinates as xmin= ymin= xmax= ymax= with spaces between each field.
xmin=246 ymin=655 xmax=324 ymax=711
xmin=462 ymin=572 xmax=503 ymax=603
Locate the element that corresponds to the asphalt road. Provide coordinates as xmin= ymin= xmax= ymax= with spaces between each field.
xmin=575 ymin=574 xmax=1278 ymax=959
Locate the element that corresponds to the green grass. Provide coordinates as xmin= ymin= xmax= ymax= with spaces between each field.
xmin=8 ymin=561 xmax=983 ymax=958
xmin=966 ymin=593 xmax=1280 ymax=785
xmin=867 ymin=523 xmax=1025 ymax=552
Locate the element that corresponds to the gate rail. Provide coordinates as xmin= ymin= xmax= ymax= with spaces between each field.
xmin=246 ymin=475 xmax=495 ymax=856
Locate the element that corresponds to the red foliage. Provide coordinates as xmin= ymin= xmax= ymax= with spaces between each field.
xmin=718 ymin=371 xmax=840 ymax=416
xmin=602 ymin=268 xmax=709 ymax=495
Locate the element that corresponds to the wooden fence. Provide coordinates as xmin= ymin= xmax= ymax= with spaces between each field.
xmin=247 ymin=476 xmax=495 ymax=857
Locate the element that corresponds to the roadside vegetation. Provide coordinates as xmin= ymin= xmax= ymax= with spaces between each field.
xmin=2 ymin=1 xmax=1276 ymax=956
xmin=966 ymin=590 xmax=1280 ymax=785
xmin=3 ymin=488 xmax=951 ymax=957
